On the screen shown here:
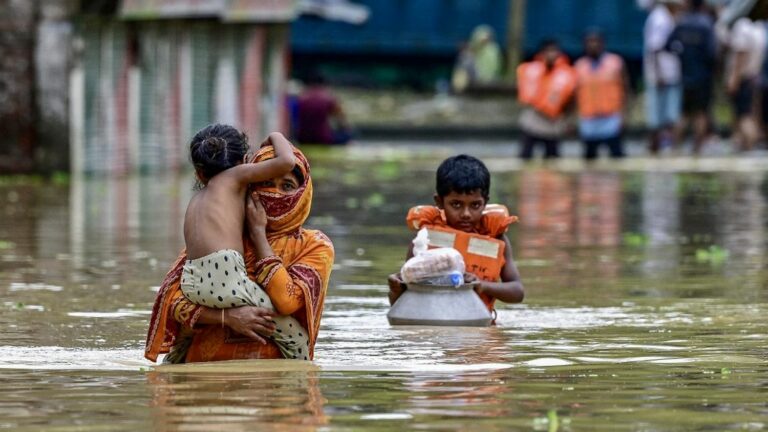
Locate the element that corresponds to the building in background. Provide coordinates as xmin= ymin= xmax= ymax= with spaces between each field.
xmin=70 ymin=0 xmax=296 ymax=174
xmin=290 ymin=0 xmax=647 ymax=88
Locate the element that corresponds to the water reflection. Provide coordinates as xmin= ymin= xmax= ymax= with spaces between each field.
xmin=2 ymin=151 xmax=768 ymax=430
xmin=148 ymin=362 xmax=327 ymax=431
xmin=718 ymin=172 xmax=765 ymax=280
xmin=518 ymin=169 xmax=574 ymax=255
xmin=69 ymin=172 xmax=191 ymax=272
xmin=641 ymin=171 xmax=680 ymax=278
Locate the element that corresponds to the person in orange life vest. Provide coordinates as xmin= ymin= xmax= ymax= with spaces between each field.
xmin=574 ymin=28 xmax=630 ymax=160
xmin=517 ymin=39 xmax=577 ymax=160
xmin=387 ymin=155 xmax=524 ymax=317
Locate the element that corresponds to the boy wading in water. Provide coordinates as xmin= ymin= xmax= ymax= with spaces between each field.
xmin=388 ymin=155 xmax=524 ymax=321
xmin=182 ymin=124 xmax=309 ymax=359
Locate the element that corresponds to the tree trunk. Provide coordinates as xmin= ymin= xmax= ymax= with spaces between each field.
xmin=505 ymin=0 xmax=527 ymax=83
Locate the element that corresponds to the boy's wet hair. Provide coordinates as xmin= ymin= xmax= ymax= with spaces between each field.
xmin=435 ymin=154 xmax=490 ymax=201
xmin=190 ymin=124 xmax=249 ymax=182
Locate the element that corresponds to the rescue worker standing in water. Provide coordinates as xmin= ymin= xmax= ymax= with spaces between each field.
xmin=574 ymin=28 xmax=630 ymax=160
xmin=516 ymin=39 xmax=578 ymax=160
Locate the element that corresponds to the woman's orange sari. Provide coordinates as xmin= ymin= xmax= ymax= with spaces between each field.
xmin=145 ymin=145 xmax=334 ymax=363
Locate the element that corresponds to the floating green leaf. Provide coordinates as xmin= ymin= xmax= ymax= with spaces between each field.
xmin=374 ymin=162 xmax=400 ymax=181
xmin=365 ymin=192 xmax=386 ymax=208
xmin=695 ymin=245 xmax=729 ymax=265
xmin=622 ymin=232 xmax=647 ymax=247
xmin=547 ymin=409 xmax=559 ymax=432
xmin=345 ymin=197 xmax=359 ymax=209
xmin=51 ymin=171 xmax=70 ymax=186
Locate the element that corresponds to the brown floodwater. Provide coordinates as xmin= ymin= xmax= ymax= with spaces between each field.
xmin=0 ymin=144 xmax=767 ymax=431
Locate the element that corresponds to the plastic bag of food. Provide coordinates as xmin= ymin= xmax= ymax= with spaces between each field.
xmin=400 ymin=228 xmax=465 ymax=286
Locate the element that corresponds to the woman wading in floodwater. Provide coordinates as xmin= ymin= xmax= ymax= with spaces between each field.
xmin=145 ymin=144 xmax=334 ymax=363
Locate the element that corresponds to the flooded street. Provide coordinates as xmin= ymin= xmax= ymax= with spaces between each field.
xmin=1 ymin=143 xmax=767 ymax=431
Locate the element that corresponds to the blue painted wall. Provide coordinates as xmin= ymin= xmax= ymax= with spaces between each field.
xmin=291 ymin=0 xmax=647 ymax=59
xmin=292 ymin=0 xmax=511 ymax=56
xmin=526 ymin=0 xmax=647 ymax=58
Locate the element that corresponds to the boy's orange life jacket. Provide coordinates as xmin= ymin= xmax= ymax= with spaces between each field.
xmin=574 ymin=53 xmax=625 ymax=118
xmin=406 ymin=205 xmax=518 ymax=311
xmin=517 ymin=57 xmax=577 ymax=118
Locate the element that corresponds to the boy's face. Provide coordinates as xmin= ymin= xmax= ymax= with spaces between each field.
xmin=434 ymin=190 xmax=487 ymax=232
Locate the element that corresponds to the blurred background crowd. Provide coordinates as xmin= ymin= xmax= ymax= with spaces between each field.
xmin=465 ymin=0 xmax=768 ymax=159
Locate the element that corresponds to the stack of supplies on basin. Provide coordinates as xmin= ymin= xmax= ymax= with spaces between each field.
xmin=387 ymin=228 xmax=492 ymax=326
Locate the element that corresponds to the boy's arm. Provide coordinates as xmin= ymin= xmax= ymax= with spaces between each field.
xmin=226 ymin=132 xmax=296 ymax=185
xmin=475 ymin=235 xmax=524 ymax=303
xmin=387 ymin=243 xmax=414 ymax=305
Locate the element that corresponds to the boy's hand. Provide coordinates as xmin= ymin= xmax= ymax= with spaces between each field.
xmin=387 ymin=273 xmax=406 ymax=305
xmin=464 ymin=272 xmax=486 ymax=294
xmin=387 ymin=273 xmax=405 ymax=292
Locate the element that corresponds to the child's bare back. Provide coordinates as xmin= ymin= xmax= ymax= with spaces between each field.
xmin=183 ymin=126 xmax=295 ymax=259
xmin=184 ymin=176 xmax=249 ymax=259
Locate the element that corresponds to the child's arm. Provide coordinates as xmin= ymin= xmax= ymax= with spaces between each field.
xmin=474 ymin=234 xmax=524 ymax=303
xmin=226 ymin=132 xmax=296 ymax=185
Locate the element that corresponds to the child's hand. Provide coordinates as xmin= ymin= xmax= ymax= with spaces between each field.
xmin=267 ymin=132 xmax=297 ymax=168
xmin=246 ymin=191 xmax=268 ymax=231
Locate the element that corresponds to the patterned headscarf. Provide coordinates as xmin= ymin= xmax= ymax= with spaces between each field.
xmin=251 ymin=144 xmax=312 ymax=237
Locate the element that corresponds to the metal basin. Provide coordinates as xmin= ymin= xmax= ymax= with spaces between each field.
xmin=387 ymin=282 xmax=492 ymax=327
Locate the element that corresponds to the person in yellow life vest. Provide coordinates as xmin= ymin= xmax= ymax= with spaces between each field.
xmin=517 ymin=39 xmax=577 ymax=160
xmin=574 ymin=28 xmax=630 ymax=160
xmin=387 ymin=155 xmax=524 ymax=322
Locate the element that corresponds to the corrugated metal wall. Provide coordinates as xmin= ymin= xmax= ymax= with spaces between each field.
xmin=72 ymin=18 xmax=288 ymax=174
